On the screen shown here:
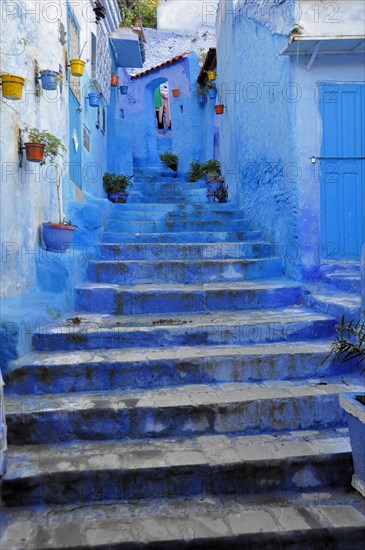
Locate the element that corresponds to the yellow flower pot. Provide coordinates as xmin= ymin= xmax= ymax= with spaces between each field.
xmin=0 ymin=74 xmax=25 ymax=100
xmin=70 ymin=59 xmax=85 ymax=77
xmin=207 ymin=70 xmax=216 ymax=81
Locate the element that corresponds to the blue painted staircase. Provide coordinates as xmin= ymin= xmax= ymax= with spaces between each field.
xmin=1 ymin=177 xmax=364 ymax=549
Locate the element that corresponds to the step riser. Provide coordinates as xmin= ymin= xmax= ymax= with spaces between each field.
xmin=6 ymin=393 xmax=347 ymax=445
xmin=75 ymin=286 xmax=301 ymax=315
xmin=32 ymin=319 xmax=335 ymax=352
xmin=6 ymin=350 xmax=340 ymax=395
xmin=110 ymin=210 xmax=243 ymax=221
xmin=86 ymin=259 xmax=283 ymax=285
xmin=99 ymin=243 xmax=273 ymax=261
xmin=102 ymin=231 xmax=262 ymax=244
xmin=1 ymin=453 xmax=352 ymax=507
xmin=106 ymin=221 xmax=248 ymax=233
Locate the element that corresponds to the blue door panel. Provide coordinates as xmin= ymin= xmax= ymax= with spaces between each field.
xmin=320 ymin=83 xmax=365 ymax=261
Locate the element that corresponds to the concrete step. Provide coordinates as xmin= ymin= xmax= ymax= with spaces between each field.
xmin=5 ymin=377 xmax=363 ymax=444
xmin=112 ymin=202 xmax=240 ymax=212
xmin=322 ymin=272 xmax=361 ymax=294
xmin=1 ymin=429 xmax=354 ymax=506
xmin=131 ymin=181 xmax=205 ymax=191
xmin=99 ymin=241 xmax=273 ymax=261
xmin=74 ymin=279 xmax=301 ymax=315
xmin=302 ymin=284 xmax=362 ymax=322
xmin=106 ymin=219 xmax=248 ymax=233
xmin=128 ymin=191 xmax=208 ymax=203
xmin=1 ymin=492 xmax=364 ymax=549
xmin=102 ymin=230 xmax=262 ymax=243
xmin=86 ymin=258 xmax=283 ymax=285
xmin=109 ymin=208 xmax=244 ymax=222
xmin=6 ymin=340 xmax=342 ymax=395
xmin=31 ymin=307 xmax=336 ymax=352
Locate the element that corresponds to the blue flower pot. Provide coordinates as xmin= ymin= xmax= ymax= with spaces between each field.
xmin=40 ymin=70 xmax=59 ymax=91
xmin=197 ymin=95 xmax=206 ymax=104
xmin=340 ymin=393 xmax=365 ymax=497
xmin=108 ymin=192 xmax=128 ymax=204
xmin=208 ymin=90 xmax=217 ymax=99
xmin=88 ymin=92 xmax=101 ymax=107
xmin=206 ymin=180 xmax=221 ymax=194
xmin=120 ymin=85 xmax=128 ymax=95
xmin=42 ymin=222 xmax=77 ymax=253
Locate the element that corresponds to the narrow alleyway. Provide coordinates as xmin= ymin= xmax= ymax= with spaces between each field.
xmin=1 ymin=174 xmax=364 ymax=548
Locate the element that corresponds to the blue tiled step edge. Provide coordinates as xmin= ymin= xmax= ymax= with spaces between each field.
xmin=31 ymin=307 xmax=335 ymax=352
xmin=5 ymin=377 xmax=364 ymax=444
xmin=1 ymin=428 xmax=354 ymax=506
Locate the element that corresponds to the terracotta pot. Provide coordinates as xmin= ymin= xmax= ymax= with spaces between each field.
xmin=214 ymin=104 xmax=224 ymax=115
xmin=172 ymin=89 xmax=180 ymax=97
xmin=25 ymin=142 xmax=45 ymax=163
xmin=111 ymin=75 xmax=119 ymax=87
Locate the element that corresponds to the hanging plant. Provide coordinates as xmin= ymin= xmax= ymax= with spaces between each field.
xmin=69 ymin=41 xmax=87 ymax=77
xmin=215 ymin=104 xmax=224 ymax=115
xmin=111 ymin=74 xmax=119 ymax=87
xmin=40 ymin=70 xmax=59 ymax=91
xmin=172 ymin=88 xmax=179 ymax=97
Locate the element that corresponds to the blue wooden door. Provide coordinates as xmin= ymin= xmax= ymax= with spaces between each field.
xmin=68 ymin=7 xmax=82 ymax=189
xmin=319 ymin=83 xmax=365 ymax=261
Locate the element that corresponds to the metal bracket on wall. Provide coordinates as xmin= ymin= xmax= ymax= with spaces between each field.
xmin=18 ymin=129 xmax=24 ymax=168
xmin=59 ymin=63 xmax=63 ymax=96
xmin=34 ymin=60 xmax=41 ymax=97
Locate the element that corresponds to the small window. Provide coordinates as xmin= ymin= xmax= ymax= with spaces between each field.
xmin=96 ymin=106 xmax=100 ymax=129
xmin=83 ymin=125 xmax=90 ymax=151
xmin=102 ymin=107 xmax=106 ymax=135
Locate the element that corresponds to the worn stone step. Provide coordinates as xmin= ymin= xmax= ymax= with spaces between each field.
xmin=5 ymin=377 xmax=363 ymax=444
xmin=128 ymin=190 xmax=207 ymax=203
xmin=106 ymin=219 xmax=249 ymax=233
xmin=6 ymin=340 xmax=343 ymax=395
xmin=75 ymin=279 xmax=301 ymax=315
xmin=1 ymin=492 xmax=364 ymax=549
xmin=131 ymin=181 xmax=205 ymax=191
xmin=102 ymin=230 xmax=262 ymax=243
xmin=322 ymin=273 xmax=362 ymax=294
xmin=86 ymin=258 xmax=283 ymax=285
xmin=31 ymin=307 xmax=335 ymax=352
xmin=302 ymin=284 xmax=362 ymax=322
xmin=112 ymin=202 xmax=240 ymax=212
xmin=0 ymin=429 xmax=354 ymax=506
xmin=99 ymin=241 xmax=273 ymax=261
xmin=109 ymin=208 xmax=244 ymax=222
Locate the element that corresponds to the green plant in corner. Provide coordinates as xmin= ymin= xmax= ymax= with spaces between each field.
xmin=203 ymin=159 xmax=221 ymax=180
xmin=160 ymin=152 xmax=178 ymax=172
xmin=187 ymin=160 xmax=205 ymax=182
xmin=326 ymin=315 xmax=365 ymax=372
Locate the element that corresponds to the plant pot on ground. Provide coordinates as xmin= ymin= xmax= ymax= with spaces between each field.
xmin=160 ymin=152 xmax=178 ymax=173
xmin=326 ymin=316 xmax=365 ymax=496
xmin=103 ymin=172 xmax=134 ymax=203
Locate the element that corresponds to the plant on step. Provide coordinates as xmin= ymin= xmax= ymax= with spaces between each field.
xmin=160 ymin=152 xmax=178 ymax=172
xmin=187 ymin=160 xmax=205 ymax=182
xmin=326 ymin=316 xmax=365 ymax=372
xmin=203 ymin=159 xmax=221 ymax=180
xmin=103 ymin=172 xmax=134 ymax=203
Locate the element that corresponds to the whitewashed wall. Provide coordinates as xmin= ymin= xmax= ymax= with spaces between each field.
xmin=297 ymin=0 xmax=365 ymax=36
xmin=158 ymin=0 xmax=219 ymax=34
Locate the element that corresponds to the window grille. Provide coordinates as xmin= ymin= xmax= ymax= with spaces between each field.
xmin=95 ymin=26 xmax=111 ymax=105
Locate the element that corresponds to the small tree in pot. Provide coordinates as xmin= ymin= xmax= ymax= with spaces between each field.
xmin=160 ymin=152 xmax=178 ymax=173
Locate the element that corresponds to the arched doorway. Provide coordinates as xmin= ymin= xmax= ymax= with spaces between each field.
xmin=154 ymin=81 xmax=173 ymax=158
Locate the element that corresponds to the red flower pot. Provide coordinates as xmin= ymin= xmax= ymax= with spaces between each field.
xmin=111 ymin=74 xmax=119 ymax=87
xmin=214 ymin=104 xmax=224 ymax=115
xmin=172 ymin=89 xmax=180 ymax=97
xmin=25 ymin=142 xmax=45 ymax=163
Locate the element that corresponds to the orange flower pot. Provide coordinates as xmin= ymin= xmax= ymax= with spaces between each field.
xmin=214 ymin=104 xmax=224 ymax=115
xmin=111 ymin=74 xmax=119 ymax=87
xmin=172 ymin=88 xmax=180 ymax=97
xmin=24 ymin=142 xmax=45 ymax=163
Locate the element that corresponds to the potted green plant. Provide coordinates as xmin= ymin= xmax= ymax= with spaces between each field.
xmin=103 ymin=172 xmax=134 ymax=203
xmin=22 ymin=126 xmax=65 ymax=164
xmin=205 ymin=81 xmax=217 ymax=100
xmin=160 ymin=152 xmax=178 ymax=173
xmin=196 ymin=85 xmax=206 ymax=104
xmin=187 ymin=160 xmax=205 ymax=182
xmin=326 ymin=316 xmax=365 ymax=496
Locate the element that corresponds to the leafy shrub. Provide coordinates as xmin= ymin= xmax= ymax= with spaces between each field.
xmin=160 ymin=152 xmax=178 ymax=172
xmin=326 ymin=316 xmax=365 ymax=372
xmin=203 ymin=159 xmax=221 ymax=179
xmin=118 ymin=0 xmax=158 ymax=29
xmin=103 ymin=173 xmax=134 ymax=194
xmin=187 ymin=161 xmax=205 ymax=182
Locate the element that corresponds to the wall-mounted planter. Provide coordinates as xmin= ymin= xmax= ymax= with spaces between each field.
xmin=24 ymin=142 xmax=45 ymax=163
xmin=111 ymin=74 xmax=119 ymax=87
xmin=40 ymin=70 xmax=59 ymax=91
xmin=0 ymin=74 xmax=25 ymax=100
xmin=87 ymin=92 xmax=101 ymax=107
xmin=120 ymin=85 xmax=128 ymax=95
xmin=42 ymin=222 xmax=77 ymax=253
xmin=207 ymin=70 xmax=216 ymax=81
xmin=215 ymin=104 xmax=224 ymax=115
xmin=108 ymin=192 xmax=129 ymax=204
xmin=197 ymin=95 xmax=206 ymax=104
xmin=172 ymin=88 xmax=180 ymax=97
xmin=208 ymin=89 xmax=217 ymax=100
xmin=70 ymin=59 xmax=85 ymax=77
